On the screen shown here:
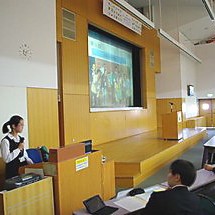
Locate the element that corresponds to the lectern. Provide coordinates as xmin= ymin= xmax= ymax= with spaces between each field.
xmin=162 ymin=111 xmax=183 ymax=140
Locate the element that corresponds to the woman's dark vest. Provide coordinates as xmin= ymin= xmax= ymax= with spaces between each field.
xmin=4 ymin=135 xmax=27 ymax=179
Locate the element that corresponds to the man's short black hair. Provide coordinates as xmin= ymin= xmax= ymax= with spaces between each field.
xmin=170 ymin=159 xmax=196 ymax=186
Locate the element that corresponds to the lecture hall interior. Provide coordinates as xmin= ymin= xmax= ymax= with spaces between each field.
xmin=0 ymin=0 xmax=215 ymax=214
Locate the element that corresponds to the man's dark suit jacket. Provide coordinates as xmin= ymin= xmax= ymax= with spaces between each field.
xmin=138 ymin=186 xmax=202 ymax=215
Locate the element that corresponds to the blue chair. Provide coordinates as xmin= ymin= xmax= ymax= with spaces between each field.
xmin=26 ymin=148 xmax=43 ymax=163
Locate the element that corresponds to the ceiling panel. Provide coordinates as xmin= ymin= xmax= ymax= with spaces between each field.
xmin=125 ymin=0 xmax=215 ymax=44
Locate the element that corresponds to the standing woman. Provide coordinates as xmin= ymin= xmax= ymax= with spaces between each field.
xmin=1 ymin=115 xmax=33 ymax=179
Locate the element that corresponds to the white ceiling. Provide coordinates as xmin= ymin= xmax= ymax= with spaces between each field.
xmin=126 ymin=0 xmax=215 ymax=45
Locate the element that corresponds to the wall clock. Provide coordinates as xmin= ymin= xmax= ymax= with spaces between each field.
xmin=19 ymin=43 xmax=32 ymax=60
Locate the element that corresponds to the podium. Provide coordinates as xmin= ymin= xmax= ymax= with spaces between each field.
xmin=18 ymin=147 xmax=116 ymax=215
xmin=162 ymin=111 xmax=183 ymax=140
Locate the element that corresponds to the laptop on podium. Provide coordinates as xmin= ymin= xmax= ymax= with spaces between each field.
xmin=83 ymin=195 xmax=118 ymax=215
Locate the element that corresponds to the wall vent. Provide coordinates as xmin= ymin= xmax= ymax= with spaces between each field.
xmin=62 ymin=9 xmax=76 ymax=40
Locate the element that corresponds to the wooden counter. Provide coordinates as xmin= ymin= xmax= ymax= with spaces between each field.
xmin=186 ymin=116 xmax=206 ymax=128
xmin=0 ymin=177 xmax=54 ymax=215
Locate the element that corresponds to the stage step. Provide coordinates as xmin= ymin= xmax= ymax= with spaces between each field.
xmin=115 ymin=129 xmax=207 ymax=188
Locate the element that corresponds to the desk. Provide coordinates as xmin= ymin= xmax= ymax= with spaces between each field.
xmin=202 ymin=136 xmax=215 ymax=166
xmin=73 ymin=199 xmax=129 ymax=215
xmin=74 ymin=169 xmax=215 ymax=215
xmin=204 ymin=136 xmax=215 ymax=147
xmin=190 ymin=169 xmax=215 ymax=191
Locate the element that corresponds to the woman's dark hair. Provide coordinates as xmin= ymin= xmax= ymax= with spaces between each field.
xmin=170 ymin=159 xmax=196 ymax=186
xmin=2 ymin=115 xmax=23 ymax=134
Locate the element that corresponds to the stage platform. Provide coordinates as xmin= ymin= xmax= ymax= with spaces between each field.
xmin=95 ymin=128 xmax=207 ymax=188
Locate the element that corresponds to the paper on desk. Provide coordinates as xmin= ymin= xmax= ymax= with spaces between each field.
xmin=136 ymin=192 xmax=152 ymax=202
xmin=144 ymin=184 xmax=166 ymax=193
xmin=116 ymin=188 xmax=132 ymax=199
xmin=114 ymin=196 xmax=146 ymax=212
xmin=25 ymin=168 xmax=44 ymax=178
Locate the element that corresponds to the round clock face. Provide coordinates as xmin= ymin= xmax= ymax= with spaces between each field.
xmin=19 ymin=43 xmax=32 ymax=59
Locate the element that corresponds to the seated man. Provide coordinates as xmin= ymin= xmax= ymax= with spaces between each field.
xmin=138 ymin=159 xmax=203 ymax=215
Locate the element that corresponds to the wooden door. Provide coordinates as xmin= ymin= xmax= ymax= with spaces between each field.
xmin=199 ymin=99 xmax=214 ymax=127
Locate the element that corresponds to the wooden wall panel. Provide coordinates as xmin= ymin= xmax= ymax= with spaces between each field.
xmin=0 ymin=194 xmax=4 ymax=215
xmin=154 ymin=34 xmax=161 ymax=73
xmin=199 ymin=100 xmax=212 ymax=114
xmin=90 ymin=111 xmax=125 ymax=144
xmin=212 ymin=99 xmax=215 ymax=113
xmin=199 ymin=99 xmax=215 ymax=127
xmin=56 ymin=0 xmax=62 ymax=42
xmin=62 ymin=0 xmax=87 ymax=17
xmin=62 ymin=16 xmax=88 ymax=95
xmin=146 ymin=98 xmax=157 ymax=129
xmin=0 ymin=158 xmax=5 ymax=190
xmin=63 ymin=94 xmax=90 ymax=145
xmin=124 ymin=106 xmax=156 ymax=137
xmin=59 ymin=0 xmax=161 ymax=145
xmin=27 ymin=88 xmax=59 ymax=148
xmin=125 ymin=110 xmax=144 ymax=136
xmin=120 ymin=100 xmax=157 ymax=137
xmin=145 ymin=57 xmax=156 ymax=99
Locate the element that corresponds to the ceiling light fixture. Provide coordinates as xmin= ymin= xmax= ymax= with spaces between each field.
xmin=202 ymin=0 xmax=215 ymax=21
xmin=158 ymin=29 xmax=202 ymax=63
xmin=207 ymin=93 xmax=213 ymax=97
xmin=202 ymin=103 xmax=210 ymax=110
xmin=114 ymin=0 xmax=155 ymax=29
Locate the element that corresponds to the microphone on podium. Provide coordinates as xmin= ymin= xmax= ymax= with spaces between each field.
xmin=169 ymin=102 xmax=174 ymax=112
